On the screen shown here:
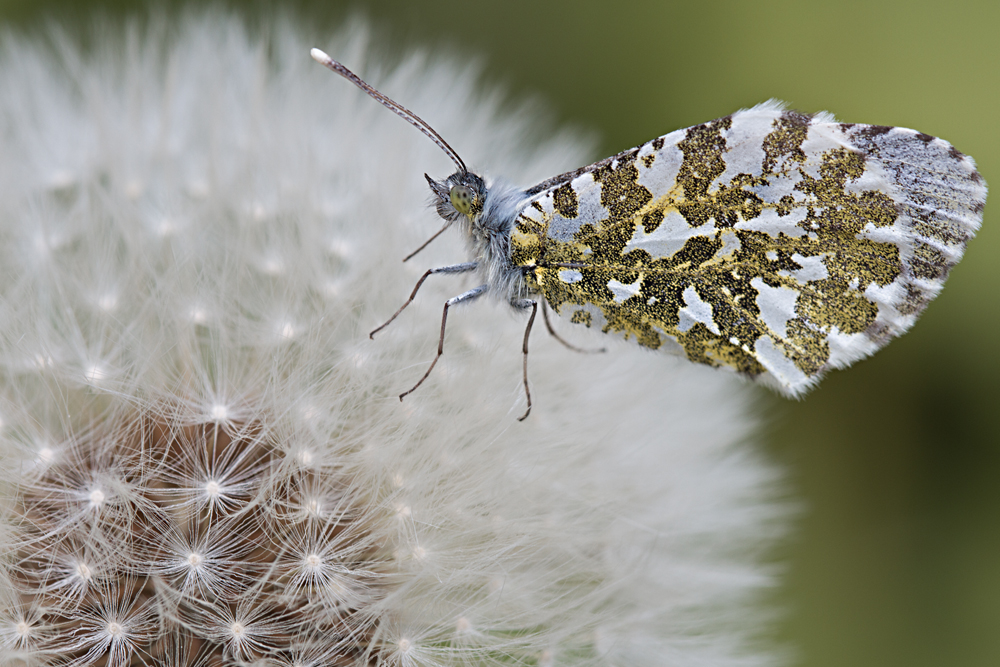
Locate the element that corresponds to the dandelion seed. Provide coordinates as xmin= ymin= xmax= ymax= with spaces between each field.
xmin=35 ymin=446 xmax=55 ymax=465
xmin=250 ymin=203 xmax=268 ymax=222
xmin=48 ymin=170 xmax=75 ymax=189
xmin=303 ymin=498 xmax=322 ymax=517
xmin=31 ymin=234 xmax=51 ymax=259
xmin=97 ymin=294 xmax=118 ymax=312
xmin=186 ymin=181 xmax=210 ymax=199
xmin=188 ymin=305 xmax=209 ymax=324
xmin=327 ymin=239 xmax=352 ymax=259
xmin=87 ymin=487 xmax=106 ymax=508
xmin=84 ymin=365 xmax=107 ymax=384
xmin=75 ymin=562 xmax=92 ymax=581
xmin=124 ymin=180 xmax=143 ymax=199
xmin=155 ymin=217 xmax=177 ymax=238
xmin=321 ymin=279 xmax=343 ymax=297
xmin=261 ymin=256 xmax=284 ymax=276
xmin=297 ymin=404 xmax=319 ymax=423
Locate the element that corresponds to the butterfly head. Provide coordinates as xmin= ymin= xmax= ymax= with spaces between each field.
xmin=310 ymin=49 xmax=486 ymax=235
xmin=426 ymin=171 xmax=486 ymax=223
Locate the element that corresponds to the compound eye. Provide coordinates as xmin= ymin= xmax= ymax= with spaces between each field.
xmin=449 ymin=185 xmax=475 ymax=215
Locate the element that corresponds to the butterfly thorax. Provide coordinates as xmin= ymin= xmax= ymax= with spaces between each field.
xmin=427 ymin=171 xmax=534 ymax=305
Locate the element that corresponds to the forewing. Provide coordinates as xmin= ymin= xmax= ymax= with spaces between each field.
xmin=511 ymin=101 xmax=986 ymax=396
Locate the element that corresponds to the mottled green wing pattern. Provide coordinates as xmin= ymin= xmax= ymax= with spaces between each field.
xmin=511 ymin=102 xmax=985 ymax=396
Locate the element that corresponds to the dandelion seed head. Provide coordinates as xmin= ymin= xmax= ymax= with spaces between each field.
xmin=0 ymin=12 xmax=786 ymax=667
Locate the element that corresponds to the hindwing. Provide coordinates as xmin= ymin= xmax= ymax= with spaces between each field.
xmin=510 ymin=101 xmax=985 ymax=396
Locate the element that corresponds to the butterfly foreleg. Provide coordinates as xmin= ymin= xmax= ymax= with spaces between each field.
xmin=399 ymin=283 xmax=489 ymax=402
xmin=370 ymin=261 xmax=478 ymax=338
xmin=402 ymin=223 xmax=450 ymax=262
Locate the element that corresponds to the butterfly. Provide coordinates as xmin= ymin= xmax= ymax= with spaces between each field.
xmin=311 ymin=48 xmax=986 ymax=420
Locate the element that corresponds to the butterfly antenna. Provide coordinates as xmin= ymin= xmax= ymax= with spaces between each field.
xmin=311 ymin=48 xmax=467 ymax=174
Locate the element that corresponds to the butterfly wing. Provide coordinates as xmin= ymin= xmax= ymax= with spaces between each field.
xmin=510 ymin=101 xmax=985 ymax=396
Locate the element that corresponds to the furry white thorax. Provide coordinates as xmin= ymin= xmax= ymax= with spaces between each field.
xmin=432 ymin=172 xmax=534 ymax=305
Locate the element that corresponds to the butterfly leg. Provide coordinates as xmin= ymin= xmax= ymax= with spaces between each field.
xmin=370 ymin=261 xmax=478 ymax=338
xmin=541 ymin=301 xmax=606 ymax=354
xmin=511 ymin=299 xmax=538 ymax=422
xmin=402 ymin=223 xmax=449 ymax=262
xmin=399 ymin=284 xmax=489 ymax=402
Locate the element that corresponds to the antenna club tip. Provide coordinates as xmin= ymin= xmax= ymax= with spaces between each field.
xmin=310 ymin=48 xmax=331 ymax=64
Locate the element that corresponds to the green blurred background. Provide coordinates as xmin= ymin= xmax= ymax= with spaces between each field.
xmin=2 ymin=0 xmax=996 ymax=664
